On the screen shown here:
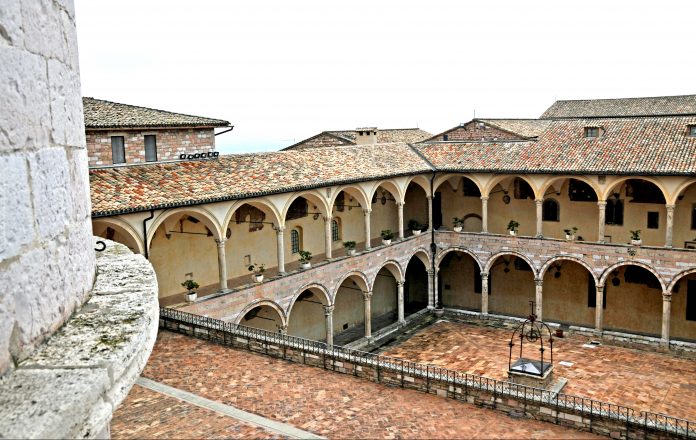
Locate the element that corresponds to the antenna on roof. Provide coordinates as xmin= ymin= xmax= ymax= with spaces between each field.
xmin=473 ymin=109 xmax=476 ymax=119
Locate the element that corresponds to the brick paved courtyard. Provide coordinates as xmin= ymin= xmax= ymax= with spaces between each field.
xmin=381 ymin=320 xmax=696 ymax=420
xmin=112 ymin=331 xmax=597 ymax=439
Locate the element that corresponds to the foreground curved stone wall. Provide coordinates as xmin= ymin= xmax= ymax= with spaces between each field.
xmin=0 ymin=0 xmax=94 ymax=374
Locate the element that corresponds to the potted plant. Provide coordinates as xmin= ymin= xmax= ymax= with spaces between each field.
xmin=181 ymin=279 xmax=199 ymax=302
xmin=248 ymin=263 xmax=266 ymax=283
xmin=408 ymin=219 xmax=424 ymax=236
xmin=453 ymin=217 xmax=464 ymax=233
xmin=564 ymin=227 xmax=578 ymax=241
xmin=630 ymin=230 xmax=642 ymax=246
xmin=343 ymin=241 xmax=357 ymax=256
xmin=381 ymin=229 xmax=395 ymax=245
xmin=507 ymin=220 xmax=520 ymax=236
xmin=298 ymin=250 xmax=312 ymax=269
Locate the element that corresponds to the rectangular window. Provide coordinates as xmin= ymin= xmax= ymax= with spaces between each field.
xmin=111 ymin=136 xmax=125 ymax=164
xmin=443 ymin=134 xmax=449 ymax=141
xmin=691 ymin=204 xmax=696 ymax=230
xmin=584 ymin=127 xmax=599 ymax=138
xmin=605 ymin=198 xmax=624 ymax=226
xmin=144 ymin=135 xmax=157 ymax=162
xmin=587 ymin=275 xmax=606 ymax=309
xmin=689 ymin=125 xmax=696 ymax=137
xmin=687 ymin=281 xmax=696 ymax=321
xmin=647 ymin=211 xmax=659 ymax=229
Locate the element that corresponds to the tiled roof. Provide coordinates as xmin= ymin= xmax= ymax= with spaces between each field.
xmin=285 ymin=128 xmax=432 ymax=150
xmin=83 ymin=97 xmax=230 ymax=129
xmin=90 ymin=143 xmax=433 ymax=217
xmin=417 ymin=116 xmax=696 ymax=174
xmin=477 ymin=119 xmax=552 ymax=138
xmin=541 ymin=94 xmax=696 ymax=119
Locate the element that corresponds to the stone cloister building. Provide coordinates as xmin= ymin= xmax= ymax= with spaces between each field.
xmin=91 ymin=95 xmax=696 ymax=349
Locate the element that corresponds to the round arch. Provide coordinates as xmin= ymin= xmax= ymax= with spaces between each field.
xmin=330 ymin=185 xmax=370 ymax=211
xmin=147 ymin=206 xmax=222 ymax=249
xmin=483 ymin=175 xmax=541 ymax=199
xmin=601 ymin=176 xmax=669 ymax=203
xmin=539 ymin=255 xmax=598 ymax=284
xmin=405 ymin=174 xmax=431 ymax=195
xmin=538 ymin=175 xmax=601 ymax=201
xmin=234 ymin=299 xmax=288 ymax=327
xmin=433 ymin=173 xmax=484 ymax=195
xmin=371 ymin=260 xmax=404 ymax=290
xmin=671 ymin=178 xmax=696 ymax=205
xmin=286 ymin=283 xmax=332 ymax=315
xmin=222 ymin=198 xmax=283 ymax=233
xmin=332 ymin=271 xmax=370 ymax=301
xmin=667 ymin=267 xmax=696 ymax=292
xmin=484 ymin=251 xmax=537 ymax=277
xmin=436 ymin=247 xmax=483 ymax=272
xmin=408 ymin=248 xmax=432 ymax=268
xmin=368 ymin=180 xmax=403 ymax=205
xmin=598 ymin=261 xmax=666 ymax=291
xmin=93 ymin=218 xmax=145 ymax=254
xmin=282 ymin=190 xmax=331 ymax=221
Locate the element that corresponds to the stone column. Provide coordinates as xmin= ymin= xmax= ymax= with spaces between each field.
xmin=324 ymin=305 xmax=334 ymax=348
xmin=363 ymin=209 xmax=372 ymax=250
xmin=275 ymin=227 xmax=285 ymax=274
xmin=481 ymin=196 xmax=489 ymax=233
xmin=595 ymin=285 xmax=604 ymax=334
xmin=397 ymin=281 xmax=405 ymax=324
xmin=363 ymin=291 xmax=372 ymax=339
xmin=535 ymin=278 xmax=543 ymax=321
xmin=324 ymin=216 xmax=333 ymax=259
xmin=597 ymin=201 xmax=607 ymax=243
xmin=661 ymin=292 xmax=671 ymax=345
xmin=215 ymin=239 xmax=228 ymax=291
xmin=427 ymin=268 xmax=437 ymax=308
xmin=480 ymin=273 xmax=489 ymax=314
xmin=397 ymin=202 xmax=405 ymax=239
xmin=427 ymin=195 xmax=433 ymax=231
xmin=535 ymin=199 xmax=544 ymax=238
xmin=665 ymin=204 xmax=675 ymax=248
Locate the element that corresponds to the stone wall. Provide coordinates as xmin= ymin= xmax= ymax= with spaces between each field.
xmin=287 ymin=133 xmax=352 ymax=150
xmin=438 ymin=122 xmax=525 ymax=141
xmin=86 ymin=127 xmax=215 ymax=167
xmin=0 ymin=0 xmax=95 ymax=375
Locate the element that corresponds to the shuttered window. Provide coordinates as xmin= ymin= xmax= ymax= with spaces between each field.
xmin=111 ymin=136 xmax=125 ymax=164
xmin=144 ymin=135 xmax=157 ymax=162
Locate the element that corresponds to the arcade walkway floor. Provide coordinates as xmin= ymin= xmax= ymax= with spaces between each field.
xmin=112 ymin=331 xmax=597 ymax=439
xmin=380 ymin=320 xmax=696 ymax=421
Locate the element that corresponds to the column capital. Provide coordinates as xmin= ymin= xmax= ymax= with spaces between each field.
xmin=274 ymin=225 xmax=285 ymax=232
xmin=363 ymin=208 xmax=372 ymax=215
xmin=535 ymin=198 xmax=544 ymax=205
xmin=215 ymin=238 xmax=226 ymax=246
xmin=426 ymin=194 xmax=433 ymax=200
xmin=480 ymin=195 xmax=489 ymax=202
xmin=278 ymin=324 xmax=288 ymax=334
xmin=665 ymin=203 xmax=676 ymax=210
xmin=363 ymin=291 xmax=373 ymax=301
xmin=596 ymin=284 xmax=605 ymax=291
xmin=323 ymin=305 xmax=335 ymax=315
xmin=480 ymin=272 xmax=489 ymax=279
xmin=662 ymin=292 xmax=672 ymax=301
xmin=396 ymin=201 xmax=405 ymax=207
xmin=534 ymin=278 xmax=544 ymax=287
xmin=597 ymin=200 xmax=607 ymax=207
xmin=396 ymin=280 xmax=405 ymax=287
xmin=323 ymin=215 xmax=333 ymax=222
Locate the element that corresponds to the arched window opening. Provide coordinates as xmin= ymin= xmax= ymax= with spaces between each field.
xmin=331 ymin=219 xmax=340 ymax=241
xmin=542 ymin=199 xmax=560 ymax=222
xmin=290 ymin=228 xmax=301 ymax=254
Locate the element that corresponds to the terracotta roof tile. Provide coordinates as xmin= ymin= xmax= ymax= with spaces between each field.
xmin=83 ymin=97 xmax=230 ymax=129
xmin=285 ymin=128 xmax=431 ymax=150
xmin=477 ymin=119 xmax=552 ymax=138
xmin=541 ymin=94 xmax=696 ymax=119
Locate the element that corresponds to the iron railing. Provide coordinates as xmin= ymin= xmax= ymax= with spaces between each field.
xmin=160 ymin=307 xmax=694 ymax=438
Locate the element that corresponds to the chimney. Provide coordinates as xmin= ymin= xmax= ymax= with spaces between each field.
xmin=356 ymin=127 xmax=378 ymax=145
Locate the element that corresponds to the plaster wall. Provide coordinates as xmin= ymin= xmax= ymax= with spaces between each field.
xmin=438 ymin=179 xmax=482 ymax=231
xmin=333 ymin=283 xmax=366 ymax=336
xmin=440 ymin=253 xmax=481 ymax=311
xmin=403 ymin=184 xmax=429 ymax=229
xmin=371 ymin=270 xmax=398 ymax=319
xmin=241 ymin=306 xmax=282 ymax=332
xmin=671 ymin=184 xmax=696 ymax=248
xmin=370 ymin=190 xmax=399 ymax=239
xmin=287 ymin=296 xmax=327 ymax=341
xmin=542 ymin=262 xmax=595 ymax=327
xmin=331 ymin=201 xmax=364 ymax=249
xmin=603 ymin=274 xmax=662 ymax=336
xmin=0 ymin=0 xmax=95 ymax=375
xmin=225 ymin=213 xmax=277 ymax=282
xmin=670 ymin=274 xmax=696 ymax=341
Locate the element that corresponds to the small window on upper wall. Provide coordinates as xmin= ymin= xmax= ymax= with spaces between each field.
xmin=443 ymin=134 xmax=449 ymax=141
xmin=144 ymin=135 xmax=157 ymax=162
xmin=111 ymin=136 xmax=125 ymax=164
xmin=688 ymin=125 xmax=696 ymax=137
xmin=647 ymin=211 xmax=659 ymax=229
xmin=584 ymin=127 xmax=600 ymax=138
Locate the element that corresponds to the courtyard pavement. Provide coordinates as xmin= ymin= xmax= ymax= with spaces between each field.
xmin=380 ymin=320 xmax=696 ymax=421
xmin=112 ymin=331 xmax=598 ymax=439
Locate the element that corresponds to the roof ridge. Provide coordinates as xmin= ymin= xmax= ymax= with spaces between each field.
xmin=551 ymin=93 xmax=696 ymax=103
xmin=83 ymin=97 xmax=229 ymax=125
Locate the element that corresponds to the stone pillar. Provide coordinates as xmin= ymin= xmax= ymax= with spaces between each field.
xmin=597 ymin=201 xmax=607 ymax=243
xmin=665 ymin=204 xmax=675 ymax=248
xmin=595 ymin=285 xmax=604 ymax=334
xmin=535 ymin=199 xmax=544 ymax=238
xmin=397 ymin=202 xmax=405 ymax=239
xmin=275 ymin=227 xmax=285 ymax=274
xmin=324 ymin=216 xmax=333 ymax=259
xmin=363 ymin=291 xmax=372 ymax=339
xmin=480 ymin=273 xmax=489 ymax=314
xmin=427 ymin=195 xmax=433 ymax=231
xmin=397 ymin=281 xmax=405 ymax=324
xmin=481 ymin=196 xmax=489 ymax=233
xmin=661 ymin=292 xmax=671 ymax=345
xmin=363 ymin=209 xmax=372 ymax=250
xmin=535 ymin=278 xmax=543 ymax=321
xmin=324 ymin=305 xmax=334 ymax=348
xmin=427 ymin=269 xmax=436 ymax=308
xmin=215 ymin=239 xmax=228 ymax=290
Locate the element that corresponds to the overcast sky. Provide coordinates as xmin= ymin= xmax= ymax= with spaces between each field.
xmin=75 ymin=0 xmax=696 ymax=154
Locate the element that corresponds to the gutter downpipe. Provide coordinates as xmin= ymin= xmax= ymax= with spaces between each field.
xmin=143 ymin=209 xmax=155 ymax=259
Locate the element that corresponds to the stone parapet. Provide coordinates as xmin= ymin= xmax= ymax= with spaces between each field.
xmin=0 ymin=239 xmax=159 ymax=438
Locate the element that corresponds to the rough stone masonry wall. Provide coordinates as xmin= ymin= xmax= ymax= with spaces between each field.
xmin=86 ymin=127 xmax=215 ymax=167
xmin=441 ymin=123 xmax=524 ymax=141
xmin=0 ymin=0 xmax=95 ymax=375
